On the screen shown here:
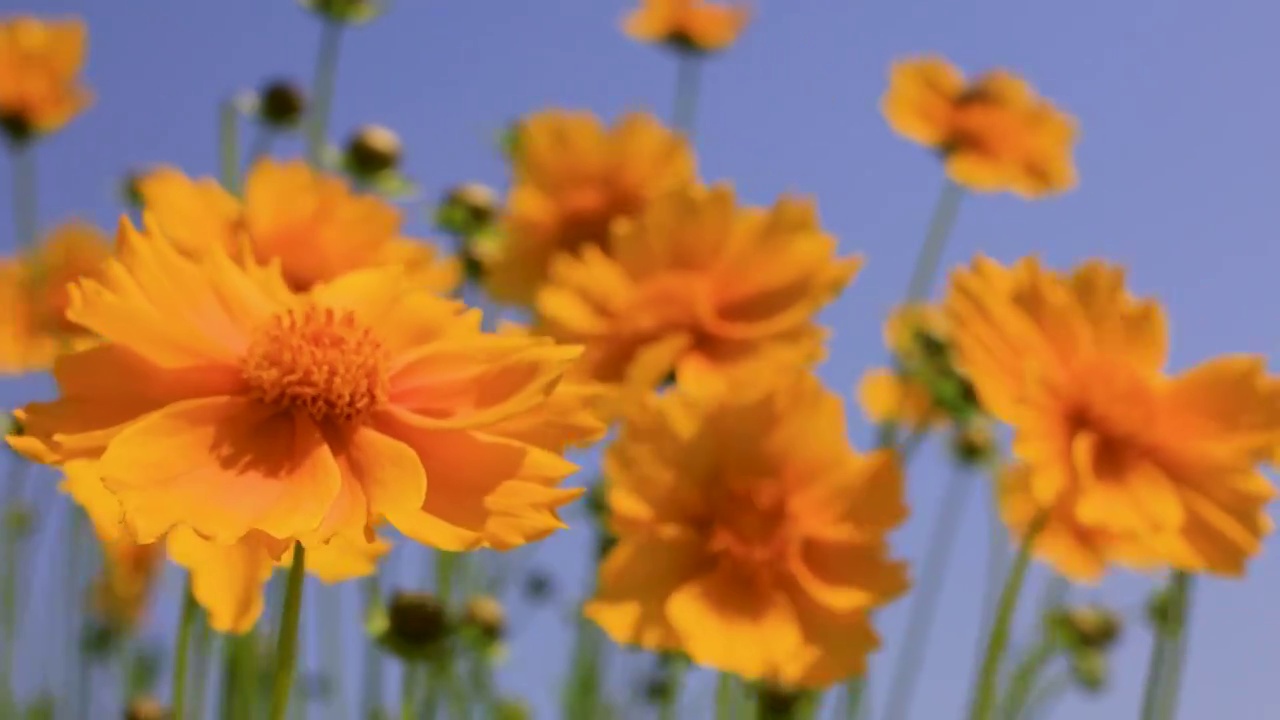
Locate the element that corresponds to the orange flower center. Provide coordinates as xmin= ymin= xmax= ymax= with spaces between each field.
xmin=706 ymin=480 xmax=792 ymax=584
xmin=557 ymin=184 xmax=635 ymax=249
xmin=1061 ymin=360 xmax=1162 ymax=483
xmin=242 ymin=306 xmax=389 ymax=423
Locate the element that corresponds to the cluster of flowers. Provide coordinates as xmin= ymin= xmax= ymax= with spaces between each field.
xmin=0 ymin=0 xmax=1276 ymax=714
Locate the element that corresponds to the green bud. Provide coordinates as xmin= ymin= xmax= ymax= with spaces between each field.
xmin=1069 ymin=648 xmax=1108 ymax=693
xmin=345 ymin=124 xmax=402 ymax=179
xmin=257 ymin=80 xmax=306 ymax=129
xmin=1063 ymin=605 xmax=1122 ymax=650
xmin=298 ymin=0 xmax=383 ymax=24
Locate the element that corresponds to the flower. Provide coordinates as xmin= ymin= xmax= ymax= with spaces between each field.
xmin=538 ymin=184 xmax=858 ymax=396
xmin=584 ymin=373 xmax=909 ymax=687
xmin=484 ymin=110 xmax=696 ymax=305
xmin=857 ymin=304 xmax=952 ymax=430
xmin=946 ymin=256 xmax=1280 ymax=581
xmin=623 ymin=0 xmax=751 ymax=54
xmin=881 ymin=56 xmax=1077 ymax=198
xmin=0 ymin=15 xmax=91 ymax=141
xmin=0 ymin=220 xmax=111 ymax=373
xmin=8 ymin=210 xmax=605 ymax=568
xmin=135 ymin=159 xmax=459 ymax=294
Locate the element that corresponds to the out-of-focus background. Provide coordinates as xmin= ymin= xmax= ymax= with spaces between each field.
xmin=2 ymin=1 xmax=1278 ymax=717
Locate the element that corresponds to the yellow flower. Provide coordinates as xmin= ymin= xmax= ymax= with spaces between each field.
xmin=857 ymin=304 xmax=951 ymax=430
xmin=64 ymin=459 xmax=388 ymax=633
xmin=585 ymin=373 xmax=908 ymax=687
xmin=485 ymin=111 xmax=696 ymax=305
xmin=881 ymin=56 xmax=1077 ymax=198
xmin=0 ymin=16 xmax=91 ymax=140
xmin=538 ymin=184 xmax=858 ymax=396
xmin=946 ymin=256 xmax=1280 ymax=581
xmin=0 ymin=220 xmax=111 ymax=373
xmin=135 ymin=159 xmax=460 ymax=294
xmin=8 ymin=209 xmax=604 ymax=563
xmin=623 ymin=0 xmax=751 ymax=53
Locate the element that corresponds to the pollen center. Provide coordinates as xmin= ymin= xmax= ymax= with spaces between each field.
xmin=242 ymin=306 xmax=389 ymax=423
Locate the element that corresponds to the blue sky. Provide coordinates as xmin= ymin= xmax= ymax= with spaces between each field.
xmin=2 ymin=0 xmax=1278 ymax=718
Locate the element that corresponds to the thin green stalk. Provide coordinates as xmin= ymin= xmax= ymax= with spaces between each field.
xmin=658 ymin=659 xmax=685 ymax=720
xmin=967 ymin=512 xmax=1048 ymax=720
xmin=435 ymin=550 xmax=459 ymax=603
xmin=673 ymin=54 xmax=703 ymax=137
xmin=320 ymin=587 xmax=347 ymax=720
xmin=999 ymin=640 xmax=1057 ymax=720
xmin=218 ymin=100 xmax=241 ymax=193
xmin=307 ymin=21 xmax=344 ymax=165
xmin=844 ymin=678 xmax=866 ymax=719
xmin=715 ymin=674 xmax=735 ymax=720
xmin=0 ymin=459 xmax=32 ymax=714
xmin=1141 ymin=573 xmax=1194 ymax=720
xmin=1016 ymin=672 xmax=1070 ymax=720
xmin=269 ymin=545 xmax=307 ymax=720
xmin=399 ymin=664 xmax=416 ymax=720
xmin=360 ymin=575 xmax=384 ymax=718
xmin=172 ymin=582 xmax=199 ymax=719
xmin=247 ymin=127 xmax=275 ymax=168
xmin=10 ymin=140 xmax=37 ymax=248
xmin=882 ymin=470 xmax=974 ymax=720
xmin=69 ymin=510 xmax=90 ymax=720
xmin=419 ymin=662 xmax=441 ymax=720
xmin=973 ymin=482 xmax=1010 ymax=668
xmin=189 ymin=615 xmax=213 ymax=720
xmin=220 ymin=634 xmax=256 ymax=720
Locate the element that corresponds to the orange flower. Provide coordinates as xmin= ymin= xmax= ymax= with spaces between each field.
xmin=538 ymin=184 xmax=858 ymax=395
xmin=857 ymin=304 xmax=951 ymax=430
xmin=881 ymin=56 xmax=1077 ymax=198
xmin=136 ymin=159 xmax=460 ymax=294
xmin=623 ymin=0 xmax=751 ymax=53
xmin=0 ymin=16 xmax=91 ymax=139
xmin=63 ymin=460 xmax=388 ymax=633
xmin=0 ymin=220 xmax=110 ymax=373
xmin=8 ymin=210 xmax=604 ymax=563
xmin=484 ymin=111 xmax=696 ymax=305
xmin=946 ymin=256 xmax=1280 ymax=581
xmin=585 ymin=373 xmax=908 ymax=687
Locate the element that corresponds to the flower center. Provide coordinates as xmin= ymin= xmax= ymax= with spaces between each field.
xmin=241 ymin=306 xmax=389 ymax=423
xmin=706 ymin=480 xmax=792 ymax=582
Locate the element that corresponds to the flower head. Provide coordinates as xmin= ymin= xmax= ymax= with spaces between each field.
xmin=0 ymin=220 xmax=111 ymax=373
xmin=538 ymin=184 xmax=858 ymax=396
xmin=857 ymin=304 xmax=953 ymax=430
xmin=585 ymin=373 xmax=908 ymax=687
xmin=881 ymin=56 xmax=1077 ymax=198
xmin=0 ymin=15 xmax=91 ymax=142
xmin=135 ymin=159 xmax=459 ymax=294
xmin=9 ymin=206 xmax=603 ymax=565
xmin=485 ymin=111 xmax=696 ymax=305
xmin=623 ymin=0 xmax=751 ymax=54
xmin=946 ymin=256 xmax=1280 ymax=581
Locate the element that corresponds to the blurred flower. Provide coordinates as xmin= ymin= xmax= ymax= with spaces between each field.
xmin=623 ymin=0 xmax=751 ymax=54
xmin=0 ymin=15 xmax=92 ymax=143
xmin=135 ymin=159 xmax=459 ymax=294
xmin=585 ymin=373 xmax=908 ymax=688
xmin=9 ymin=215 xmax=605 ymax=569
xmin=255 ymin=79 xmax=307 ymax=130
xmin=946 ymin=257 xmax=1280 ymax=581
xmin=462 ymin=594 xmax=506 ymax=642
xmin=370 ymin=590 xmax=451 ymax=661
xmin=0 ymin=220 xmax=110 ymax=373
xmin=538 ymin=184 xmax=857 ymax=398
xmin=485 ymin=110 xmax=696 ymax=305
xmin=124 ymin=696 xmax=169 ymax=720
xmin=881 ymin=56 xmax=1077 ymax=198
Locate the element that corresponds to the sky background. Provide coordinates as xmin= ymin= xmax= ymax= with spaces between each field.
xmin=2 ymin=0 xmax=1279 ymax=718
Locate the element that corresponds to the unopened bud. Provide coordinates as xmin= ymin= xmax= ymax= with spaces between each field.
xmin=756 ymin=685 xmax=805 ymax=719
xmin=258 ymin=80 xmax=306 ymax=129
xmin=951 ymin=420 xmax=995 ymax=467
xmin=300 ymin=0 xmax=382 ymax=24
xmin=1069 ymin=648 xmax=1107 ymax=693
xmin=0 ymin=112 xmax=32 ymax=147
xmin=345 ymin=124 xmax=401 ymax=178
xmin=387 ymin=590 xmax=449 ymax=647
xmin=436 ymin=183 xmax=498 ymax=237
xmin=462 ymin=595 xmax=505 ymax=642
xmin=125 ymin=696 xmax=169 ymax=720
xmin=1063 ymin=605 xmax=1122 ymax=650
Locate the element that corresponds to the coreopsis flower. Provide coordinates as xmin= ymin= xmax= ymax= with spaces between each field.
xmin=857 ymin=304 xmax=951 ymax=430
xmin=8 ymin=212 xmax=604 ymax=568
xmin=881 ymin=56 xmax=1077 ymax=198
xmin=538 ymin=184 xmax=858 ymax=395
xmin=584 ymin=373 xmax=909 ymax=687
xmin=0 ymin=15 xmax=92 ymax=142
xmin=946 ymin=256 xmax=1280 ymax=580
xmin=484 ymin=110 xmax=696 ymax=305
xmin=0 ymin=220 xmax=110 ymax=373
xmin=623 ymin=0 xmax=751 ymax=54
xmin=135 ymin=159 xmax=459 ymax=294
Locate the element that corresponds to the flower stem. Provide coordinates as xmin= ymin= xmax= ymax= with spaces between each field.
xmin=307 ymin=20 xmax=344 ymax=166
xmin=189 ymin=614 xmax=212 ymax=720
xmin=999 ymin=639 xmax=1057 ymax=720
xmin=218 ymin=99 xmax=241 ymax=193
xmin=715 ymin=674 xmax=734 ymax=720
xmin=882 ymin=470 xmax=974 ymax=720
xmin=269 ymin=544 xmax=307 ymax=720
xmin=172 ymin=581 xmax=199 ymax=719
xmin=1016 ymin=672 xmax=1070 ymax=720
xmin=360 ymin=574 xmax=384 ymax=718
xmin=0 ymin=458 xmax=31 ymax=715
xmin=1141 ymin=572 xmax=1194 ymax=720
xmin=673 ymin=54 xmax=702 ymax=137
xmin=10 ymin=141 xmax=37 ymax=248
xmin=966 ymin=511 xmax=1048 ymax=720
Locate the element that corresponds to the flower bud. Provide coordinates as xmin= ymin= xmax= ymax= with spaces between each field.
xmin=258 ymin=80 xmax=307 ymax=129
xmin=125 ymin=696 xmax=169 ymax=720
xmin=299 ymin=0 xmax=383 ymax=24
xmin=345 ymin=124 xmax=401 ymax=178
xmin=0 ymin=113 xmax=32 ymax=147
xmin=435 ymin=183 xmax=498 ymax=238
xmin=1069 ymin=648 xmax=1107 ymax=693
xmin=1062 ymin=605 xmax=1122 ymax=650
xmin=951 ymin=420 xmax=996 ymax=467
xmin=462 ymin=594 xmax=506 ymax=642
xmin=756 ymin=686 xmax=805 ymax=719
xmin=387 ymin=590 xmax=449 ymax=647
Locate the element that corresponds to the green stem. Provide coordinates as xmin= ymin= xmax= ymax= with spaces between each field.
xmin=420 ymin=662 xmax=441 ymax=719
xmin=1141 ymin=573 xmax=1194 ymax=720
xmin=189 ymin=615 xmax=212 ymax=720
xmin=218 ymin=100 xmax=240 ymax=193
xmin=172 ymin=582 xmax=199 ymax=719
xmin=361 ymin=574 xmax=384 ymax=718
xmin=399 ymin=663 xmax=416 ymax=720
xmin=1016 ymin=672 xmax=1070 ymax=720
xmin=658 ymin=658 xmax=685 ymax=720
xmin=10 ymin=141 xmax=37 ymax=248
xmin=269 ymin=545 xmax=307 ymax=720
xmin=715 ymin=674 xmax=734 ymax=720
xmin=321 ymin=586 xmax=347 ymax=720
xmin=673 ymin=53 xmax=702 ymax=137
xmin=435 ymin=550 xmax=459 ymax=604
xmin=843 ymin=678 xmax=866 ymax=719
xmin=307 ymin=21 xmax=344 ymax=165
xmin=69 ymin=510 xmax=89 ymax=720
xmin=967 ymin=511 xmax=1048 ymax=720
xmin=1000 ymin=640 xmax=1057 ymax=720
xmin=247 ymin=127 xmax=275 ymax=169
xmin=973 ymin=482 xmax=1010 ymax=669
xmin=0 ymin=458 xmax=31 ymax=715
xmin=882 ymin=471 xmax=973 ymax=720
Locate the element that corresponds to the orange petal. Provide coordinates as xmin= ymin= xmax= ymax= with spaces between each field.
xmin=167 ymin=528 xmax=275 ymax=634
xmin=584 ymin=533 xmax=708 ymax=650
